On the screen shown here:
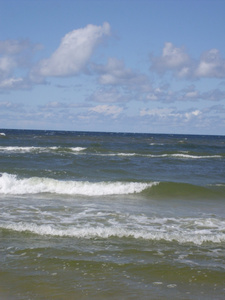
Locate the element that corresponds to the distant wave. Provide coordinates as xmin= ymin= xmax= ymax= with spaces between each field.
xmin=164 ymin=153 xmax=222 ymax=159
xmin=1 ymin=217 xmax=225 ymax=245
xmin=0 ymin=146 xmax=86 ymax=153
xmin=0 ymin=173 xmax=157 ymax=196
xmin=0 ymin=146 xmax=222 ymax=159
xmin=95 ymin=153 xmax=222 ymax=159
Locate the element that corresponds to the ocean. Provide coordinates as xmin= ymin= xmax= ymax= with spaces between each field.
xmin=0 ymin=129 xmax=224 ymax=299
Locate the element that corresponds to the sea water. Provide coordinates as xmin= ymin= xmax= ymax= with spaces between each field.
xmin=0 ymin=129 xmax=224 ymax=299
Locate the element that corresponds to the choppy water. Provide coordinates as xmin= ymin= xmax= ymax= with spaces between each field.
xmin=0 ymin=129 xmax=224 ymax=299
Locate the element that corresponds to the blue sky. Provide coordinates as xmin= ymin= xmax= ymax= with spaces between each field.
xmin=0 ymin=0 xmax=225 ymax=135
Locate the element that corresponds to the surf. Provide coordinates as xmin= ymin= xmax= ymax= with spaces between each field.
xmin=1 ymin=218 xmax=225 ymax=245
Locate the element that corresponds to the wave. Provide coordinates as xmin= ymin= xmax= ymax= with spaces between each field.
xmin=163 ymin=153 xmax=222 ymax=159
xmin=0 ymin=146 xmax=86 ymax=154
xmin=0 ymin=173 xmax=157 ymax=196
xmin=95 ymin=153 xmax=222 ymax=159
xmin=0 ymin=173 xmax=224 ymax=198
xmin=1 ymin=218 xmax=225 ymax=245
xmin=0 ymin=146 xmax=222 ymax=159
xmin=144 ymin=181 xmax=225 ymax=199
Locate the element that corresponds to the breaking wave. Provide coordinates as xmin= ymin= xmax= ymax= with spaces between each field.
xmin=0 ymin=173 xmax=157 ymax=196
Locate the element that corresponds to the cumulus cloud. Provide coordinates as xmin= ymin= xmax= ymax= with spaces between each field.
xmin=195 ymin=49 xmax=225 ymax=78
xmin=150 ymin=42 xmax=192 ymax=77
xmin=33 ymin=23 xmax=111 ymax=78
xmin=150 ymin=42 xmax=225 ymax=79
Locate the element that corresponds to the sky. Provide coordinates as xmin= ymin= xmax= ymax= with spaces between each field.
xmin=0 ymin=0 xmax=225 ymax=135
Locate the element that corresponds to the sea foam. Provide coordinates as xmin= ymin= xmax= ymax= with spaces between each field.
xmin=1 ymin=218 xmax=224 ymax=245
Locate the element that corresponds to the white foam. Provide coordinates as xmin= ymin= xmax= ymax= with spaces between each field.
xmin=0 ymin=146 xmax=36 ymax=153
xmin=69 ymin=147 xmax=86 ymax=152
xmin=0 ymin=173 xmax=156 ymax=196
xmin=1 ymin=218 xmax=224 ymax=245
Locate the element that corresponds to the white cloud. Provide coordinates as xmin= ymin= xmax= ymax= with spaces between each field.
xmin=33 ymin=23 xmax=111 ymax=78
xmin=195 ymin=49 xmax=225 ymax=78
xmin=184 ymin=110 xmax=201 ymax=120
xmin=94 ymin=57 xmax=151 ymax=92
xmin=150 ymin=43 xmax=225 ymax=79
xmin=0 ymin=56 xmax=16 ymax=76
xmin=140 ymin=107 xmax=174 ymax=117
xmin=98 ymin=58 xmax=135 ymax=85
xmin=89 ymin=104 xmax=123 ymax=118
xmin=151 ymin=42 xmax=191 ymax=77
xmin=0 ymin=39 xmax=35 ymax=55
xmin=144 ymin=86 xmax=176 ymax=103
xmin=0 ymin=77 xmax=24 ymax=89
xmin=140 ymin=107 xmax=201 ymax=122
xmin=145 ymin=85 xmax=225 ymax=103
xmin=185 ymin=91 xmax=199 ymax=98
xmin=0 ymin=39 xmax=39 ymax=91
xmin=89 ymin=57 xmax=153 ymax=105
xmin=161 ymin=42 xmax=190 ymax=68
